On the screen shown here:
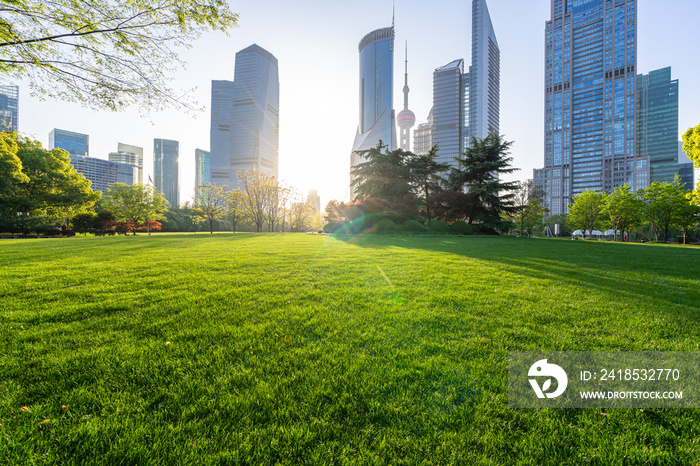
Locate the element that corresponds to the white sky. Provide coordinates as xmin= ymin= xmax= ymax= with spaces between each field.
xmin=13 ymin=0 xmax=700 ymax=208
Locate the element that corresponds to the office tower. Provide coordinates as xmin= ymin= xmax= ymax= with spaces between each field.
xmin=637 ymin=67 xmax=693 ymax=190
xmin=0 ymin=85 xmax=18 ymax=132
xmin=49 ymin=129 xmax=89 ymax=157
xmin=534 ymin=0 xmax=641 ymax=216
xmin=350 ymin=23 xmax=396 ymax=198
xmin=108 ymin=143 xmax=143 ymax=184
xmin=431 ymin=59 xmax=470 ymax=171
xmin=195 ymin=148 xmax=211 ymax=201
xmin=413 ymin=119 xmax=433 ymax=156
xmin=210 ymin=44 xmax=279 ymax=189
xmin=153 ymin=139 xmax=179 ymax=207
xmin=307 ymin=189 xmax=321 ymax=214
xmin=68 ymin=155 xmax=133 ymax=193
xmin=468 ymin=0 xmax=500 ymax=141
xmin=678 ymin=142 xmax=696 ymax=189
xmin=396 ymin=44 xmax=415 ymax=151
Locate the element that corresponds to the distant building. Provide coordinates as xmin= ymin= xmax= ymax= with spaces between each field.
xmin=108 ymin=143 xmax=143 ymax=184
xmin=68 ymin=155 xmax=133 ymax=193
xmin=154 ymin=139 xmax=179 ymax=207
xmin=210 ymin=44 xmax=279 ymax=190
xmin=413 ymin=112 xmax=433 ymax=156
xmin=0 ymin=85 xmax=18 ymax=132
xmin=432 ymin=59 xmax=469 ymax=171
xmin=350 ymin=24 xmax=396 ymax=199
xmin=307 ymin=189 xmax=321 ymax=214
xmin=637 ymin=67 xmax=693 ymax=190
xmin=195 ymin=148 xmax=211 ymax=201
xmin=679 ymin=141 xmax=696 ymax=189
xmin=49 ymin=128 xmax=89 ymax=157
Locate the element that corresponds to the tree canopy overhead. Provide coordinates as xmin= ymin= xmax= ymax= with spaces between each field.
xmin=0 ymin=0 xmax=238 ymax=112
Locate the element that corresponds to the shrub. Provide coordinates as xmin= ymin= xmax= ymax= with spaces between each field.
xmin=62 ymin=229 xmax=76 ymax=237
xmin=375 ymin=219 xmax=398 ymax=234
xmin=402 ymin=220 xmax=427 ymax=233
xmin=428 ymin=220 xmax=451 ymax=234
xmin=322 ymin=222 xmax=337 ymax=234
xmin=450 ymin=221 xmax=474 ymax=235
xmin=46 ymin=229 xmax=62 ymax=236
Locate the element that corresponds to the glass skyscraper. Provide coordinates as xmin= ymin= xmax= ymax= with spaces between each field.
xmin=154 ymin=138 xmax=179 ymax=207
xmin=350 ymin=24 xmax=396 ymax=199
xmin=637 ymin=67 xmax=694 ymax=190
xmin=210 ymin=44 xmax=279 ymax=190
xmin=195 ymin=148 xmax=211 ymax=200
xmin=535 ymin=0 xmax=644 ymax=216
xmin=49 ymin=128 xmax=89 ymax=157
xmin=431 ymin=59 xmax=469 ymax=171
xmin=0 ymin=85 xmax=18 ymax=132
xmin=468 ymin=0 xmax=500 ymax=141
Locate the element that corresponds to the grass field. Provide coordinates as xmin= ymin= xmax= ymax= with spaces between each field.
xmin=0 ymin=233 xmax=699 ymax=464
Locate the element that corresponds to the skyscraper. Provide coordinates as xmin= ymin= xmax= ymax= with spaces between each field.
xmin=69 ymin=155 xmax=133 ymax=193
xmin=195 ymin=148 xmax=211 ymax=200
xmin=468 ymin=0 xmax=500 ymax=141
xmin=154 ymin=138 xmax=179 ymax=207
xmin=535 ymin=0 xmax=642 ymax=216
xmin=350 ymin=23 xmax=396 ymax=199
xmin=210 ymin=44 xmax=279 ymax=190
xmin=0 ymin=85 xmax=18 ymax=132
xmin=637 ymin=67 xmax=694 ymax=190
xmin=49 ymin=129 xmax=89 ymax=157
xmin=396 ymin=44 xmax=415 ymax=151
xmin=109 ymin=143 xmax=143 ymax=184
xmin=431 ymin=59 xmax=469 ymax=171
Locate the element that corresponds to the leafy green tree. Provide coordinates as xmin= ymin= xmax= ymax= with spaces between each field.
xmin=602 ymin=185 xmax=644 ymax=241
xmin=640 ymin=177 xmax=688 ymax=242
xmin=351 ymin=141 xmax=414 ymax=203
xmin=406 ymin=145 xmax=450 ymax=220
xmin=237 ymin=169 xmax=277 ymax=232
xmin=103 ymin=183 xmax=168 ymax=235
xmin=512 ymin=181 xmax=548 ymax=237
xmin=675 ymin=197 xmax=700 ymax=244
xmin=162 ymin=204 xmax=194 ymax=232
xmin=226 ymin=189 xmax=243 ymax=233
xmin=193 ymin=183 xmax=227 ymax=234
xmin=0 ymin=1 xmax=238 ymax=112
xmin=448 ymin=134 xmax=520 ymax=230
xmin=0 ymin=132 xmax=28 ymax=202
xmin=568 ymin=191 xmax=606 ymax=235
xmin=682 ymin=124 xmax=700 ymax=167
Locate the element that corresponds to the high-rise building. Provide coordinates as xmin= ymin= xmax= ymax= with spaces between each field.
xmin=396 ymin=44 xmax=415 ymax=151
xmin=431 ymin=59 xmax=470 ymax=171
xmin=679 ymin=142 xmax=696 ymax=190
xmin=637 ymin=67 xmax=693 ymax=190
xmin=413 ymin=116 xmax=433 ymax=156
xmin=195 ymin=148 xmax=211 ymax=200
xmin=68 ymin=155 xmax=133 ymax=193
xmin=210 ymin=44 xmax=279 ymax=190
xmin=0 ymin=85 xmax=18 ymax=132
xmin=108 ymin=143 xmax=143 ymax=184
xmin=49 ymin=129 xmax=89 ymax=157
xmin=153 ymin=138 xmax=179 ymax=207
xmin=468 ymin=0 xmax=500 ymax=141
xmin=350 ymin=23 xmax=396 ymax=199
xmin=534 ymin=0 xmax=642 ymax=216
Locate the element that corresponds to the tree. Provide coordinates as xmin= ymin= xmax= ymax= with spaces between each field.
xmin=448 ymin=134 xmax=520 ymax=230
xmin=237 ymin=169 xmax=276 ymax=232
xmin=568 ymin=191 xmax=606 ymax=235
xmin=193 ymin=183 xmax=227 ymax=234
xmin=226 ymin=189 xmax=243 ymax=233
xmin=0 ymin=1 xmax=238 ymax=113
xmin=351 ymin=141 xmax=414 ymax=203
xmin=103 ymin=183 xmax=168 ymax=235
xmin=406 ymin=145 xmax=450 ymax=220
xmin=0 ymin=132 xmax=28 ymax=202
xmin=675 ymin=196 xmax=700 ymax=244
xmin=682 ymin=124 xmax=700 ymax=167
xmin=0 ymin=136 xmax=100 ymax=233
xmin=602 ymin=185 xmax=644 ymax=241
xmin=640 ymin=177 xmax=688 ymax=242
xmin=512 ymin=181 xmax=548 ymax=237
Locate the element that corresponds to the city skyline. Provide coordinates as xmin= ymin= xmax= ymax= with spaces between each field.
xmin=8 ymin=0 xmax=700 ymax=207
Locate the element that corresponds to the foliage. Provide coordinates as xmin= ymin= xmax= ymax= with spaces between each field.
xmin=71 ymin=212 xmax=97 ymax=232
xmin=162 ymin=205 xmax=194 ymax=232
xmin=351 ymin=141 xmax=414 ymax=203
xmin=402 ymin=220 xmax=427 ymax=233
xmin=0 ymin=132 xmax=28 ymax=202
xmin=427 ymin=220 xmax=451 ymax=234
xmin=640 ymin=176 xmax=689 ymax=242
xmin=568 ymin=191 xmax=606 ymax=234
xmin=236 ymin=170 xmax=278 ymax=233
xmin=0 ymin=1 xmax=238 ymax=113
xmin=226 ymin=189 xmax=243 ymax=233
xmin=511 ymin=181 xmax=548 ymax=237
xmin=288 ymin=200 xmax=318 ymax=232
xmin=682 ymin=124 xmax=700 ymax=167
xmin=406 ymin=145 xmax=450 ymax=220
xmin=373 ymin=218 xmax=398 ymax=234
xmin=450 ymin=221 xmax=474 ymax=235
xmin=193 ymin=183 xmax=227 ymax=234
xmin=102 ymin=183 xmax=168 ymax=235
xmin=676 ymin=190 xmax=700 ymax=244
xmin=602 ymin=184 xmax=644 ymax=241
xmin=448 ymin=134 xmax=520 ymax=228
xmin=545 ymin=213 xmax=571 ymax=237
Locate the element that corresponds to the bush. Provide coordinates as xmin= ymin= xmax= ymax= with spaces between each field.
xmin=428 ymin=220 xmax=451 ymax=234
xmin=402 ymin=220 xmax=427 ymax=233
xmin=46 ymin=229 xmax=62 ymax=236
xmin=322 ymin=222 xmax=337 ymax=234
xmin=375 ymin=219 xmax=398 ymax=234
xmin=450 ymin=221 xmax=474 ymax=235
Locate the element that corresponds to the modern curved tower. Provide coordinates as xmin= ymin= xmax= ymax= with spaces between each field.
xmin=350 ymin=25 xmax=396 ymax=199
xmin=396 ymin=43 xmax=416 ymax=151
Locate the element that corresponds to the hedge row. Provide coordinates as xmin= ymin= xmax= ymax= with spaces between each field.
xmin=323 ymin=218 xmax=496 ymax=235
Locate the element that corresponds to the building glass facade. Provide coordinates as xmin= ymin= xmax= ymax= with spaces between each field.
xmin=49 ymin=128 xmax=89 ymax=157
xmin=535 ymin=0 xmax=642 ymax=216
xmin=469 ymin=0 xmax=500 ymax=141
xmin=210 ymin=44 xmax=279 ymax=190
xmin=108 ymin=143 xmax=143 ymax=184
xmin=68 ymin=155 xmax=133 ymax=193
xmin=0 ymin=85 xmax=18 ymax=132
xmin=432 ymin=59 xmax=470 ymax=171
xmin=195 ymin=148 xmax=211 ymax=200
xmin=154 ymin=138 xmax=179 ymax=207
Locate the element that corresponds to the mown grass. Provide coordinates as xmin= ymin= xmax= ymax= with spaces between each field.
xmin=0 ymin=233 xmax=699 ymax=465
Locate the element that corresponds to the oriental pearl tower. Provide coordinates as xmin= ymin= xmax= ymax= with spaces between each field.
xmin=396 ymin=42 xmax=416 ymax=151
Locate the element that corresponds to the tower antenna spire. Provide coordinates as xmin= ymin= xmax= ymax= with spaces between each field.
xmin=392 ymin=0 xmax=395 ymax=28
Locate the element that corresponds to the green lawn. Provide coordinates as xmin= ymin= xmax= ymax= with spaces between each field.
xmin=0 ymin=233 xmax=699 ymax=464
